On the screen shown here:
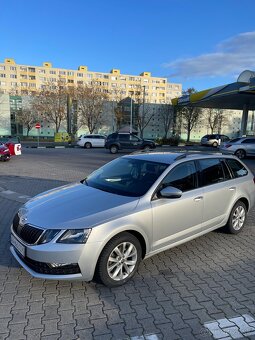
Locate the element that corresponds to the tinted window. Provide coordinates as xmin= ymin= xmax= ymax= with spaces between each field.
xmin=229 ymin=138 xmax=241 ymax=143
xmin=242 ymin=139 xmax=255 ymax=144
xmin=160 ymin=161 xmax=197 ymax=192
xmin=226 ymin=159 xmax=248 ymax=178
xmin=199 ymin=159 xmax=225 ymax=186
xmin=119 ymin=134 xmax=129 ymax=141
xmin=130 ymin=135 xmax=140 ymax=142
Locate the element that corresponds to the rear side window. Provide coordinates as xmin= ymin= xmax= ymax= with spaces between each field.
xmin=241 ymin=139 xmax=255 ymax=144
xmin=199 ymin=159 xmax=225 ymax=186
xmin=225 ymin=159 xmax=248 ymax=178
xmin=160 ymin=161 xmax=197 ymax=192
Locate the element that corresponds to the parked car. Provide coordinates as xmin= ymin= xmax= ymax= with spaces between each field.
xmin=105 ymin=132 xmax=156 ymax=154
xmin=10 ymin=152 xmax=255 ymax=287
xmin=220 ymin=137 xmax=255 ymax=159
xmin=201 ymin=134 xmax=230 ymax=147
xmin=0 ymin=142 xmax=11 ymax=161
xmin=77 ymin=134 xmax=106 ymax=148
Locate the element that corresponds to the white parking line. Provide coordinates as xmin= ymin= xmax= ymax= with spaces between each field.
xmin=204 ymin=314 xmax=255 ymax=339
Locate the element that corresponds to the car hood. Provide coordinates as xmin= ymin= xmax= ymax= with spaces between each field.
xmin=20 ymin=183 xmax=139 ymax=229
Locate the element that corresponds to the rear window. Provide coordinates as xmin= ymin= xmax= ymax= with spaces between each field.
xmin=225 ymin=159 xmax=248 ymax=178
xmin=229 ymin=138 xmax=241 ymax=143
xmin=199 ymin=159 xmax=225 ymax=186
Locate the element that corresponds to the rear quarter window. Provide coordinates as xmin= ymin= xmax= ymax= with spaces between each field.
xmin=198 ymin=158 xmax=225 ymax=186
xmin=225 ymin=159 xmax=248 ymax=178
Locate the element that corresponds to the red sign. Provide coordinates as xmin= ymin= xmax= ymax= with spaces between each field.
xmin=35 ymin=123 xmax=41 ymax=129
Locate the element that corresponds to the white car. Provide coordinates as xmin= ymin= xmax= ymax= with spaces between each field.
xmin=77 ymin=134 xmax=106 ymax=148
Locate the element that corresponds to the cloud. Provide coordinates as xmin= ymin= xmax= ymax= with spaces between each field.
xmin=164 ymin=32 xmax=255 ymax=79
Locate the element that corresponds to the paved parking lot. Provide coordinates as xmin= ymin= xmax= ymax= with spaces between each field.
xmin=1 ymin=148 xmax=255 ymax=340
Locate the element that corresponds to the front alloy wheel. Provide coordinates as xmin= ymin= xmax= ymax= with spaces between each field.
xmin=110 ymin=145 xmax=118 ymax=154
xmin=95 ymin=232 xmax=142 ymax=287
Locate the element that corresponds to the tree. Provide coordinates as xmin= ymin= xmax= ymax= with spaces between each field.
xmin=32 ymin=80 xmax=67 ymax=133
xmin=132 ymin=85 xmax=154 ymax=138
xmin=216 ymin=109 xmax=229 ymax=134
xmin=204 ymin=108 xmax=219 ymax=134
xmin=74 ymin=81 xmax=109 ymax=134
xmin=181 ymin=88 xmax=202 ymax=142
xmin=159 ymin=104 xmax=174 ymax=138
xmin=111 ymin=87 xmax=126 ymax=130
xmin=16 ymin=96 xmax=38 ymax=136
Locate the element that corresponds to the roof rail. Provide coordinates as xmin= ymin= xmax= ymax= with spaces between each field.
xmin=174 ymin=153 xmax=187 ymax=161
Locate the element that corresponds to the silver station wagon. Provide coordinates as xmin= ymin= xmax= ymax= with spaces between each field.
xmin=10 ymin=153 xmax=255 ymax=287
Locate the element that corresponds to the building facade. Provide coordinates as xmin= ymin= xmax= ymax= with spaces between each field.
xmin=0 ymin=58 xmax=182 ymax=104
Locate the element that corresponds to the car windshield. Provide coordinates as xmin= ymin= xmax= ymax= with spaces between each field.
xmin=86 ymin=157 xmax=169 ymax=197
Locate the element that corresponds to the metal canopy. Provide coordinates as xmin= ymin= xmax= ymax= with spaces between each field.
xmin=171 ymin=70 xmax=255 ymax=135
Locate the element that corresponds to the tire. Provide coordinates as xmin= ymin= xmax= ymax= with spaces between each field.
xmin=110 ymin=145 xmax=118 ymax=154
xmin=223 ymin=201 xmax=247 ymax=234
xmin=84 ymin=142 xmax=92 ymax=149
xmin=95 ymin=232 xmax=142 ymax=287
xmin=212 ymin=141 xmax=218 ymax=147
xmin=234 ymin=149 xmax=246 ymax=159
xmin=143 ymin=145 xmax=151 ymax=152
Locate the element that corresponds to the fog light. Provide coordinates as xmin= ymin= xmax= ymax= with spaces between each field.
xmin=50 ymin=263 xmax=72 ymax=268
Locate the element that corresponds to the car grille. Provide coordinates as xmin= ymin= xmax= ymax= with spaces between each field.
xmin=12 ymin=213 xmax=44 ymax=245
xmin=16 ymin=252 xmax=81 ymax=275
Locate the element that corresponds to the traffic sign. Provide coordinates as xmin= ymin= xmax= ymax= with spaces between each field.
xmin=35 ymin=123 xmax=41 ymax=129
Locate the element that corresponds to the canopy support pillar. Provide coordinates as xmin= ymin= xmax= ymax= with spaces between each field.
xmin=240 ymin=104 xmax=249 ymax=136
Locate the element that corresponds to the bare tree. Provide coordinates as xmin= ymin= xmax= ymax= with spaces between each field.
xmin=217 ymin=109 xmax=229 ymax=134
xmin=181 ymin=88 xmax=202 ymax=142
xmin=132 ymin=85 xmax=154 ymax=138
xmin=111 ymin=87 xmax=126 ymax=130
xmin=32 ymin=80 xmax=67 ymax=133
xmin=159 ymin=104 xmax=173 ymax=138
xmin=16 ymin=96 xmax=38 ymax=136
xmin=74 ymin=81 xmax=109 ymax=134
xmin=203 ymin=108 xmax=219 ymax=134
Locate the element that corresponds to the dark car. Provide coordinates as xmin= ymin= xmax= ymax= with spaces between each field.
xmin=201 ymin=134 xmax=230 ymax=147
xmin=105 ymin=133 xmax=156 ymax=154
xmin=0 ymin=142 xmax=11 ymax=161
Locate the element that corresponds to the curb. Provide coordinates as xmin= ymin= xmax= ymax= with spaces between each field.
xmin=24 ymin=145 xmax=78 ymax=149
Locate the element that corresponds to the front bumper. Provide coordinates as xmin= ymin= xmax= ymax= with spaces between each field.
xmin=10 ymin=232 xmax=102 ymax=281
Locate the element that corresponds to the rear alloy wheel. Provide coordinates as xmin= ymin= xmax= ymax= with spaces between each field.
xmin=110 ymin=145 xmax=118 ymax=154
xmin=84 ymin=142 xmax=92 ymax=149
xmin=235 ymin=149 xmax=246 ymax=159
xmin=95 ymin=232 xmax=142 ymax=287
xmin=223 ymin=201 xmax=247 ymax=234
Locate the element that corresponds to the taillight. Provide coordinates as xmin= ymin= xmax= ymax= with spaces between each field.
xmin=225 ymin=144 xmax=232 ymax=148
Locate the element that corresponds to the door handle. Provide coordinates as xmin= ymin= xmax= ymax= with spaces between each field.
xmin=194 ymin=196 xmax=203 ymax=202
xmin=229 ymin=187 xmax=236 ymax=191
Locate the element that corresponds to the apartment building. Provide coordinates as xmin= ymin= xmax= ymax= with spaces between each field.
xmin=0 ymin=58 xmax=182 ymax=104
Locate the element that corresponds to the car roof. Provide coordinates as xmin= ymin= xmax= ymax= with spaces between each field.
xmin=123 ymin=151 xmax=233 ymax=165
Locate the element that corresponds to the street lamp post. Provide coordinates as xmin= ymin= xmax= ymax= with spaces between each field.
xmin=130 ymin=93 xmax=133 ymax=133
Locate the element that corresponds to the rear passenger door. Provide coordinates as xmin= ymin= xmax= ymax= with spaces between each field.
xmin=198 ymin=158 xmax=235 ymax=231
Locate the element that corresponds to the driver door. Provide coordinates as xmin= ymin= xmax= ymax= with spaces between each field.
xmin=151 ymin=161 xmax=204 ymax=252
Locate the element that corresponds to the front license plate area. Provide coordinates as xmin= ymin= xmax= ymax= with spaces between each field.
xmin=11 ymin=234 xmax=26 ymax=257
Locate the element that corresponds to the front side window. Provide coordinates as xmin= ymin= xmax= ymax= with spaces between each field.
xmin=226 ymin=159 xmax=248 ymax=178
xmin=160 ymin=161 xmax=197 ymax=192
xmin=242 ymin=139 xmax=255 ymax=144
xmin=199 ymin=159 xmax=225 ymax=186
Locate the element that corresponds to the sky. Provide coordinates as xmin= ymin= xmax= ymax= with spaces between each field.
xmin=1 ymin=0 xmax=255 ymax=91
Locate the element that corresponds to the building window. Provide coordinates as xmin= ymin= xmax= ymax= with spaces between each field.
xmin=28 ymin=67 xmax=35 ymax=72
xmin=50 ymin=70 xmax=56 ymax=74
xmin=59 ymin=70 xmax=66 ymax=75
xmin=96 ymin=73 xmax=102 ymax=78
xmin=111 ymin=83 xmax=117 ymax=87
xmin=87 ymin=74 xmax=93 ymax=78
xmin=0 ymin=66 xmax=5 ymax=70
xmin=20 ymin=66 xmax=27 ymax=71
xmin=67 ymin=71 xmax=74 ymax=76
xmin=10 ymin=74 xmax=17 ymax=78
xmin=68 ymin=79 xmax=74 ymax=83
xmin=77 ymin=73 xmax=83 ymax=77
xmin=49 ymin=78 xmax=56 ymax=82
xmin=39 ymin=77 xmax=46 ymax=81
xmin=21 ymin=75 xmax=27 ymax=79
xmin=11 ymin=82 xmax=17 ymax=86
xmin=103 ymin=75 xmax=109 ymax=79
xmin=39 ymin=69 xmax=45 ymax=74
xmin=0 ymin=81 xmax=6 ymax=86
xmin=29 ymin=83 xmax=36 ymax=87
xmin=0 ymin=74 xmax=6 ymax=78
xmin=29 ymin=75 xmax=36 ymax=80
xmin=21 ymin=82 xmax=28 ymax=87
xmin=77 ymin=80 xmax=83 ymax=85
xmin=111 ymin=76 xmax=117 ymax=80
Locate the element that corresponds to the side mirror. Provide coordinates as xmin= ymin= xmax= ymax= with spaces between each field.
xmin=159 ymin=186 xmax=182 ymax=199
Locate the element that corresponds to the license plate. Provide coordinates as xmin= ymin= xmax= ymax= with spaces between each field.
xmin=11 ymin=234 xmax=26 ymax=257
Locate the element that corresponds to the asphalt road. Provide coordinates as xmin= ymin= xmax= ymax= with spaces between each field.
xmin=0 ymin=147 xmax=255 ymax=340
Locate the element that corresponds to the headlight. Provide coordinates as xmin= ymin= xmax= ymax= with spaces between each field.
xmin=38 ymin=229 xmax=61 ymax=244
xmin=57 ymin=229 xmax=91 ymax=244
